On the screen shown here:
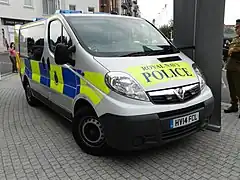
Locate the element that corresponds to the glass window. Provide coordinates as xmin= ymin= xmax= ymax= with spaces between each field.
xmin=42 ymin=0 xmax=48 ymax=14
xmin=88 ymin=7 xmax=94 ymax=12
xmin=19 ymin=24 xmax=45 ymax=61
xmin=63 ymin=27 xmax=73 ymax=47
xmin=42 ymin=0 xmax=56 ymax=15
xmin=67 ymin=16 xmax=178 ymax=57
xmin=49 ymin=20 xmax=61 ymax=52
xmin=69 ymin=5 xmax=76 ymax=10
xmin=49 ymin=20 xmax=72 ymax=52
xmin=24 ymin=0 xmax=33 ymax=6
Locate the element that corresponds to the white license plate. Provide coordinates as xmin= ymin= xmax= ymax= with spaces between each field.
xmin=170 ymin=112 xmax=199 ymax=129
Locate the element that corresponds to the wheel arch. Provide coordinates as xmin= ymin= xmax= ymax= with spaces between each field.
xmin=73 ymin=98 xmax=97 ymax=118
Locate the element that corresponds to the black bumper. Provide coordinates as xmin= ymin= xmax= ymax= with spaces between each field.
xmin=99 ymin=97 xmax=214 ymax=151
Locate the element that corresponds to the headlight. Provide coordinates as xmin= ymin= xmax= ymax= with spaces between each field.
xmin=192 ymin=63 xmax=206 ymax=90
xmin=105 ymin=72 xmax=149 ymax=101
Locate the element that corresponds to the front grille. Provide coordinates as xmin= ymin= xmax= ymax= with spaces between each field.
xmin=157 ymin=102 xmax=204 ymax=119
xmin=162 ymin=121 xmax=200 ymax=141
xmin=147 ymin=83 xmax=201 ymax=104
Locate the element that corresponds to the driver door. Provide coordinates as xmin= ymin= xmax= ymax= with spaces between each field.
xmin=46 ymin=19 xmax=75 ymax=113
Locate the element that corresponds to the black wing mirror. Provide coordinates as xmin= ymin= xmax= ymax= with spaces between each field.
xmin=54 ymin=43 xmax=75 ymax=66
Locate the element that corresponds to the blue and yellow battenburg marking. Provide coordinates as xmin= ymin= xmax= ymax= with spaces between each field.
xmin=20 ymin=58 xmax=110 ymax=105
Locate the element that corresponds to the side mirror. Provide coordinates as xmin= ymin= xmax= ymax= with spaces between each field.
xmin=54 ymin=43 xmax=75 ymax=66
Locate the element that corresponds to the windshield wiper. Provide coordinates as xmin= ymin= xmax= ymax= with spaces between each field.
xmin=120 ymin=51 xmax=153 ymax=57
xmin=120 ymin=45 xmax=179 ymax=57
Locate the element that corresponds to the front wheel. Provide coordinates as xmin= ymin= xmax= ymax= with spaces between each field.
xmin=72 ymin=107 xmax=109 ymax=156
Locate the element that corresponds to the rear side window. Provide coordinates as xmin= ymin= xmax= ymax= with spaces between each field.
xmin=19 ymin=24 xmax=45 ymax=61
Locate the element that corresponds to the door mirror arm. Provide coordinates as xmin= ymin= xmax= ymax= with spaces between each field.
xmin=67 ymin=57 xmax=75 ymax=66
xmin=68 ymin=45 xmax=76 ymax=53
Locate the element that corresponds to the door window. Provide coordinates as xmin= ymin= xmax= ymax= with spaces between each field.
xmin=48 ymin=19 xmax=72 ymax=52
xmin=49 ymin=20 xmax=62 ymax=52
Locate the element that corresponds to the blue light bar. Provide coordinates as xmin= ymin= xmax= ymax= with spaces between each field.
xmin=33 ymin=18 xmax=46 ymax=21
xmin=55 ymin=9 xmax=82 ymax=14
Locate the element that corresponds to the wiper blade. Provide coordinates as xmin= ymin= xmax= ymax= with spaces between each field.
xmin=120 ymin=45 xmax=179 ymax=57
xmin=157 ymin=45 xmax=180 ymax=53
xmin=120 ymin=51 xmax=153 ymax=57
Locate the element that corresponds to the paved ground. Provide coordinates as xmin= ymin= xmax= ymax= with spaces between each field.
xmin=0 ymin=74 xmax=240 ymax=180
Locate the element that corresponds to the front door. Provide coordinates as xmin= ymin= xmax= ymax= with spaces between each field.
xmin=46 ymin=19 xmax=76 ymax=113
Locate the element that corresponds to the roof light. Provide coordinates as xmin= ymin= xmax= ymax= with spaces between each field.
xmin=33 ymin=18 xmax=46 ymax=21
xmin=55 ymin=9 xmax=82 ymax=14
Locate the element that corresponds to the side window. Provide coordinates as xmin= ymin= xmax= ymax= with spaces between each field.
xmin=49 ymin=20 xmax=62 ymax=52
xmin=49 ymin=20 xmax=72 ymax=52
xmin=63 ymin=27 xmax=72 ymax=47
xmin=19 ymin=24 xmax=45 ymax=61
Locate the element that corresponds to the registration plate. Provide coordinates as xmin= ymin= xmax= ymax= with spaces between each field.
xmin=170 ymin=112 xmax=199 ymax=129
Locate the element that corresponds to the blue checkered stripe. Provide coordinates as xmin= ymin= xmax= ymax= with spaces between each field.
xmin=23 ymin=58 xmax=82 ymax=99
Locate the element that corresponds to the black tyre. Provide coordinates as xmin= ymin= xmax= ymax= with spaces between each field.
xmin=24 ymin=82 xmax=41 ymax=107
xmin=72 ymin=106 xmax=108 ymax=156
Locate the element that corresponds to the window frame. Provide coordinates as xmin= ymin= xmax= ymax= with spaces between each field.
xmin=69 ymin=4 xmax=76 ymax=10
xmin=24 ymin=0 xmax=33 ymax=8
xmin=42 ymin=0 xmax=56 ymax=15
xmin=19 ymin=23 xmax=45 ymax=60
xmin=88 ymin=7 xmax=95 ymax=12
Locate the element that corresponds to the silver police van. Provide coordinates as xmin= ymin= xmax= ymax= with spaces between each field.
xmin=17 ymin=10 xmax=214 ymax=156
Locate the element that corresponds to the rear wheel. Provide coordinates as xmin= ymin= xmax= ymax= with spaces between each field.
xmin=72 ymin=106 xmax=108 ymax=156
xmin=24 ymin=82 xmax=41 ymax=107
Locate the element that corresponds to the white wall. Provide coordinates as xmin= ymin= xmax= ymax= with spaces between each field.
xmin=0 ymin=0 xmax=43 ymax=20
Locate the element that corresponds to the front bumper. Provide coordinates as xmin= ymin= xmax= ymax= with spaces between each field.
xmin=99 ymin=96 xmax=214 ymax=151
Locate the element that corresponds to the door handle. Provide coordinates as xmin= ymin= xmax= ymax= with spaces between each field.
xmin=42 ymin=57 xmax=46 ymax=69
xmin=47 ymin=57 xmax=51 ymax=70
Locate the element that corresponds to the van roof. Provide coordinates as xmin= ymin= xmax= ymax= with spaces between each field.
xmin=63 ymin=13 xmax=141 ymax=20
xmin=21 ymin=13 xmax=142 ymax=29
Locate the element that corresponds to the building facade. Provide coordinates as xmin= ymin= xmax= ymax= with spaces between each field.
xmin=99 ymin=0 xmax=140 ymax=17
xmin=121 ymin=0 xmax=140 ymax=17
xmin=0 ymin=0 xmax=99 ymax=52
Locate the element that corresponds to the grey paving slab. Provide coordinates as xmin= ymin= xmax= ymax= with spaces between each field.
xmin=0 ymin=75 xmax=240 ymax=180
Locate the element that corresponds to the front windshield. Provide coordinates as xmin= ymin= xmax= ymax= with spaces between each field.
xmin=66 ymin=16 xmax=179 ymax=57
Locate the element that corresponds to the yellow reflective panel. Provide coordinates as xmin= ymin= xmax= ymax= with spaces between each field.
xmin=15 ymin=53 xmax=20 ymax=72
xmin=30 ymin=60 xmax=41 ymax=83
xmin=84 ymin=72 xmax=110 ymax=94
xmin=127 ymin=61 xmax=196 ymax=87
xmin=50 ymin=65 xmax=64 ymax=93
xmin=20 ymin=57 xmax=25 ymax=75
xmin=80 ymin=79 xmax=103 ymax=105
